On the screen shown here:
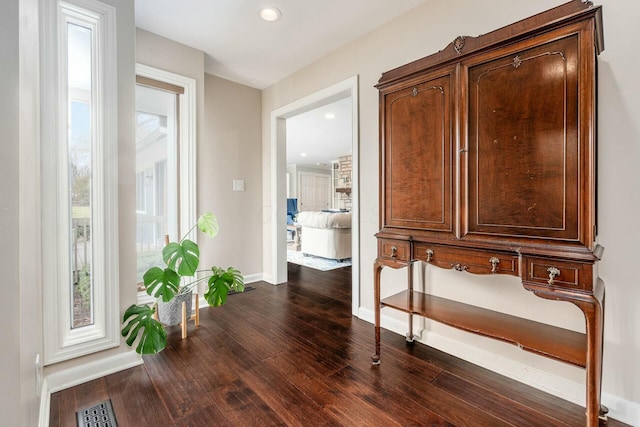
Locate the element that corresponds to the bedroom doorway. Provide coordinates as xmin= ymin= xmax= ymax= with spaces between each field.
xmin=269 ymin=76 xmax=360 ymax=316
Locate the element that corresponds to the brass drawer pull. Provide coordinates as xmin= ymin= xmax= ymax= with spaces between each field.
xmin=426 ymin=249 xmax=434 ymax=262
xmin=490 ymin=257 xmax=500 ymax=273
xmin=451 ymin=263 xmax=468 ymax=272
xmin=390 ymin=246 xmax=397 ymax=258
xmin=547 ymin=267 xmax=560 ymax=285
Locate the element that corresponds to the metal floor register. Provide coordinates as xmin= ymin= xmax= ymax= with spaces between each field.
xmin=76 ymin=399 xmax=118 ymax=427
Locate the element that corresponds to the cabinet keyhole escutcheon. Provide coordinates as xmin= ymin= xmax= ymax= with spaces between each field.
xmin=547 ymin=267 xmax=561 ymax=285
xmin=390 ymin=246 xmax=397 ymax=258
xmin=426 ymin=249 xmax=434 ymax=262
xmin=490 ymin=257 xmax=500 ymax=273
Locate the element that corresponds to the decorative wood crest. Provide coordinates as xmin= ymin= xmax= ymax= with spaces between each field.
xmin=454 ymin=36 xmax=467 ymax=55
xmin=512 ymin=55 xmax=522 ymax=68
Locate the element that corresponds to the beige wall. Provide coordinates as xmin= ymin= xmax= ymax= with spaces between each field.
xmin=262 ymin=0 xmax=640 ymax=413
xmin=135 ymin=30 xmax=263 ymax=279
xmin=2 ymin=0 xmax=638 ymax=423
xmin=136 ymin=29 xmax=206 ymax=180
xmin=1 ymin=0 xmax=21 ymax=424
xmin=18 ymin=0 xmax=42 ymax=425
xmin=200 ymin=74 xmax=263 ymax=276
xmin=2 ymin=0 xmax=135 ymax=424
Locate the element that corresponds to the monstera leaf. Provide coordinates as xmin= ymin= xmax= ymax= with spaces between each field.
xmin=197 ymin=212 xmax=219 ymax=238
xmin=121 ymin=212 xmax=244 ymax=356
xmin=163 ymin=239 xmax=200 ymax=276
xmin=144 ymin=266 xmax=180 ymax=302
xmin=121 ymin=304 xmax=167 ymax=354
xmin=204 ymin=266 xmax=245 ymax=306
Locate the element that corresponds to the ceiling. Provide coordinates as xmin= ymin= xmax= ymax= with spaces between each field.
xmin=135 ymin=0 xmax=427 ymax=90
xmin=285 ymin=96 xmax=352 ymax=168
xmin=135 ymin=1 xmax=427 ymax=167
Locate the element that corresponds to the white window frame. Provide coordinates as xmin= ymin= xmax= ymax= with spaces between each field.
xmin=135 ymin=64 xmax=197 ymax=305
xmin=41 ymin=0 xmax=119 ymax=364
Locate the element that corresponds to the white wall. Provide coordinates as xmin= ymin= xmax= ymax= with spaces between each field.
xmin=262 ymin=0 xmax=640 ymax=421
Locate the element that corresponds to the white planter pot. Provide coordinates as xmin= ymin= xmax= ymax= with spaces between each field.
xmin=157 ymin=291 xmax=192 ymax=326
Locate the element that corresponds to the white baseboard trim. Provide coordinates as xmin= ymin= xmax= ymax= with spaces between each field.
xmin=38 ymin=378 xmax=50 ymax=427
xmin=243 ymin=273 xmax=264 ymax=284
xmin=39 ymin=351 xmax=142 ymax=427
xmin=195 ymin=272 xmax=272 ymax=307
xmin=357 ymin=307 xmax=639 ymax=426
xmin=46 ymin=350 xmax=143 ymax=394
xmin=261 ymin=273 xmax=275 ymax=285
xmin=246 ymin=272 xmax=284 ymax=286
xmin=41 ymin=351 xmax=142 ymax=427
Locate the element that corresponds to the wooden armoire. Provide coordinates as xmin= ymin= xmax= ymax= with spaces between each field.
xmin=372 ymin=1 xmax=605 ymax=425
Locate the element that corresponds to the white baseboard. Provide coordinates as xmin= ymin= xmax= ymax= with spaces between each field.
xmin=46 ymin=350 xmax=143 ymax=394
xmin=261 ymin=273 xmax=275 ymax=284
xmin=39 ymin=351 xmax=143 ymax=427
xmin=38 ymin=378 xmax=50 ymax=427
xmin=243 ymin=273 xmax=264 ymax=284
xmin=358 ymin=307 xmax=639 ymax=426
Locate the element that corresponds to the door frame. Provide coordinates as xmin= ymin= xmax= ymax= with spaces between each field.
xmin=268 ymin=76 xmax=360 ymax=316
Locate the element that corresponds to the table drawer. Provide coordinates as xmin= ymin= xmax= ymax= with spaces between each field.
xmin=378 ymin=238 xmax=411 ymax=262
xmin=523 ymin=257 xmax=593 ymax=291
xmin=414 ymin=243 xmax=518 ymax=276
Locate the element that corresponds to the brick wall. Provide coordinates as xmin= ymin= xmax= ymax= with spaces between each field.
xmin=335 ymin=155 xmax=352 ymax=210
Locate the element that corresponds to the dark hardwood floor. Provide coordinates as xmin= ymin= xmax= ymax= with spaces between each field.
xmin=50 ymin=263 xmax=627 ymax=426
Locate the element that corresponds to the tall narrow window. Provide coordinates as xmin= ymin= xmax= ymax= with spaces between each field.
xmin=42 ymin=0 xmax=118 ymax=364
xmin=134 ymin=66 xmax=196 ymax=302
xmin=135 ymin=83 xmax=179 ymax=289
xmin=68 ymin=22 xmax=94 ymax=328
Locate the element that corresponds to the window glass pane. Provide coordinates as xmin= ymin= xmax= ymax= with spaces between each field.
xmin=135 ymin=85 xmax=178 ymax=289
xmin=67 ymin=22 xmax=93 ymax=328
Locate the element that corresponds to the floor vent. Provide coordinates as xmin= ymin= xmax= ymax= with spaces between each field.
xmin=76 ymin=399 xmax=118 ymax=427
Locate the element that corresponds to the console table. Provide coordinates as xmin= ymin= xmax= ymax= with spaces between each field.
xmin=372 ymin=2 xmax=605 ymax=425
xmin=287 ymin=224 xmax=301 ymax=251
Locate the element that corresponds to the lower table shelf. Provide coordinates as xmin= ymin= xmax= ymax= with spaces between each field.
xmin=381 ymin=290 xmax=587 ymax=367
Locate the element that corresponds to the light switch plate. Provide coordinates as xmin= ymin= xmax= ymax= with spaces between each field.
xmin=233 ymin=179 xmax=245 ymax=191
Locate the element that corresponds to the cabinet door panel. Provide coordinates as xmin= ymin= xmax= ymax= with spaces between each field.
xmin=465 ymin=35 xmax=579 ymax=241
xmin=383 ymin=70 xmax=454 ymax=232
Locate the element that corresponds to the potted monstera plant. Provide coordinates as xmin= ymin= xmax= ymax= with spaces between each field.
xmin=121 ymin=212 xmax=244 ymax=354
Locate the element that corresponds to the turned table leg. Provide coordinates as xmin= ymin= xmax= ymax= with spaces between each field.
xmin=406 ymin=262 xmax=415 ymax=343
xmin=372 ymin=260 xmax=383 ymax=365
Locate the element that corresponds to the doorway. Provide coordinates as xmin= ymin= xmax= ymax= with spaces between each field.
xmin=269 ymin=76 xmax=360 ymax=315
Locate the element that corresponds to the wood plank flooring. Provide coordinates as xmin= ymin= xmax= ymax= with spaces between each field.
xmin=50 ymin=263 xmax=628 ymax=426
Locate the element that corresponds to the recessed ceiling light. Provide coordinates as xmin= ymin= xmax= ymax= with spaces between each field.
xmin=300 ymin=152 xmax=307 ymax=157
xmin=259 ymin=7 xmax=282 ymax=22
xmin=324 ymin=113 xmax=335 ymax=119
